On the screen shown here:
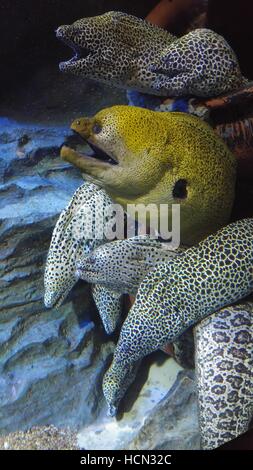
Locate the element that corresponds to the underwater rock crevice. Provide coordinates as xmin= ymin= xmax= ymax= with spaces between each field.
xmin=0 ymin=121 xmax=115 ymax=435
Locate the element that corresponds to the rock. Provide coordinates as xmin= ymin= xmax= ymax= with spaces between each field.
xmin=0 ymin=118 xmax=114 ymax=435
xmin=0 ymin=425 xmax=79 ymax=450
xmin=77 ymin=356 xmax=197 ymax=450
xmin=128 ymin=370 xmax=200 ymax=450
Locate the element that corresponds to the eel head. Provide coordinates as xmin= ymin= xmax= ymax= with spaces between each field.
xmin=56 ymin=11 xmax=174 ymax=94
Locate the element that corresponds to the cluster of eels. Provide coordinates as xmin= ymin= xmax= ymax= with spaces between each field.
xmin=44 ymin=12 xmax=253 ymax=449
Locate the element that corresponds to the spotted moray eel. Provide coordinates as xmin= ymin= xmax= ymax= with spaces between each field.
xmin=44 ymin=181 xmax=123 ymax=334
xmin=44 ymin=186 xmax=253 ymax=449
xmin=77 ymin=219 xmax=253 ymax=448
xmin=76 ymin=233 xmax=253 ymax=448
xmin=56 ymin=11 xmax=246 ymax=98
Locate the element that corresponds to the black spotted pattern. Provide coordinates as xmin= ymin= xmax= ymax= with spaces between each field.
xmin=195 ymin=303 xmax=253 ymax=449
xmin=58 ymin=12 xmax=245 ymax=97
xmin=44 ymin=181 xmax=122 ymax=334
xmin=103 ymin=218 xmax=253 ymax=442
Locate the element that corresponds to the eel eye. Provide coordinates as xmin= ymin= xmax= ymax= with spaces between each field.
xmin=92 ymin=123 xmax=102 ymax=134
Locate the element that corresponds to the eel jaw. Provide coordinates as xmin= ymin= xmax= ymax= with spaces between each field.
xmin=85 ymin=140 xmax=118 ymax=166
xmin=56 ymin=26 xmax=92 ymax=71
xmin=76 ymin=269 xmax=99 ymax=283
xmin=107 ymin=404 xmax=117 ymax=417
xmin=60 ymin=138 xmax=118 ymax=174
xmin=44 ymin=288 xmax=69 ymax=309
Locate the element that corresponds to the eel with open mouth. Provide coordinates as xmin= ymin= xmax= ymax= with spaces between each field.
xmin=60 ymin=105 xmax=236 ymax=246
xmin=56 ymin=11 xmax=246 ymax=97
xmin=56 ymin=26 xmax=92 ymax=73
xmin=73 ymin=137 xmax=118 ymax=167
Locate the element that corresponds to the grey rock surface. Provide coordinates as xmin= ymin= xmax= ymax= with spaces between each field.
xmin=0 ymin=425 xmax=79 ymax=450
xmin=128 ymin=370 xmax=200 ymax=450
xmin=77 ymin=356 xmax=186 ymax=450
xmin=0 ymin=118 xmax=114 ymax=435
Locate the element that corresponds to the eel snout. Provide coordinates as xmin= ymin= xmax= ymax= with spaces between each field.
xmin=44 ymin=290 xmax=58 ymax=309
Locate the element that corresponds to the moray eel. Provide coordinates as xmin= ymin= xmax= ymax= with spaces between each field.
xmin=76 ymin=235 xmax=192 ymax=364
xmin=56 ymin=11 xmax=245 ymax=97
xmin=76 ymin=235 xmax=184 ymax=293
xmin=195 ymin=302 xmax=253 ymax=449
xmin=76 ymin=234 xmax=253 ymax=449
xmin=61 ymin=105 xmax=236 ymax=245
xmin=101 ymin=218 xmax=253 ymax=429
xmin=44 ymin=181 xmax=123 ymax=334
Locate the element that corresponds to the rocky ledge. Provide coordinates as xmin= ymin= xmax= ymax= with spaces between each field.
xmin=0 ymin=118 xmax=115 ymax=434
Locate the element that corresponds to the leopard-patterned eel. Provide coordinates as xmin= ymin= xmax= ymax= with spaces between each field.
xmin=76 ymin=234 xmax=253 ymax=449
xmin=100 ymin=219 xmax=253 ymax=433
xmin=56 ymin=11 xmax=246 ymax=98
xmin=44 ymin=181 xmax=123 ymax=334
xmin=195 ymin=302 xmax=253 ymax=449
xmin=61 ymin=106 xmax=236 ymax=246
xmin=76 ymin=236 xmax=184 ymax=294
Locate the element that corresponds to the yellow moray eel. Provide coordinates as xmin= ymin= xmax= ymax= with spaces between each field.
xmin=61 ymin=105 xmax=236 ymax=245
